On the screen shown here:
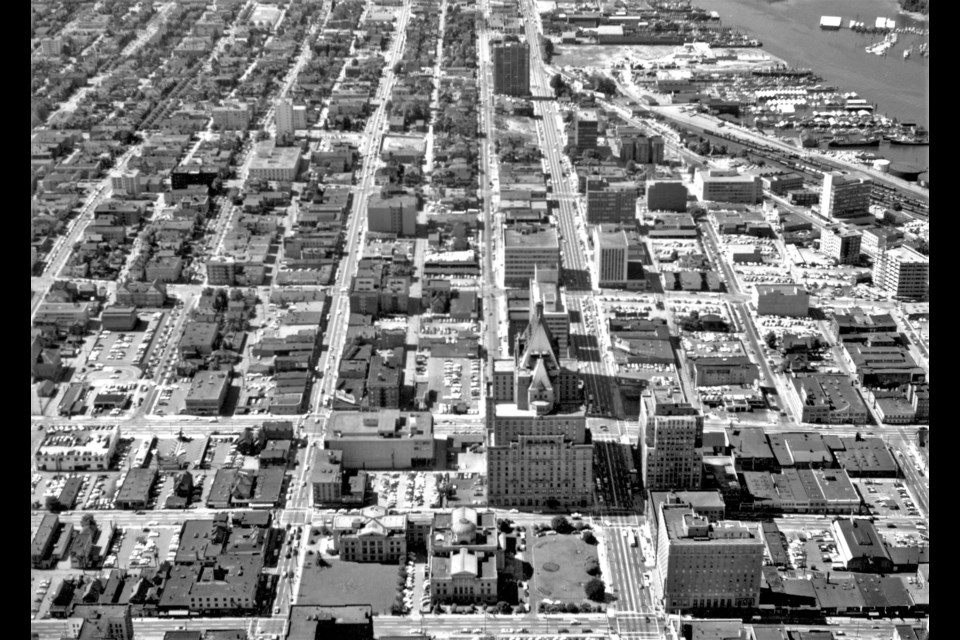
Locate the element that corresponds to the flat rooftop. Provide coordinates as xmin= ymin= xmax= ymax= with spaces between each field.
xmin=504 ymin=227 xmax=559 ymax=249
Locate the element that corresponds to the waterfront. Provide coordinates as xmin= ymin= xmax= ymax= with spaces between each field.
xmin=694 ymin=0 xmax=929 ymax=132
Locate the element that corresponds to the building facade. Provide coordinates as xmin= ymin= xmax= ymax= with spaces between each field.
xmin=646 ymin=180 xmax=688 ymax=212
xmin=594 ymin=226 xmax=629 ymax=287
xmin=694 ymin=170 xmax=761 ymax=204
xmin=820 ymin=172 xmax=871 ymax=220
xmin=492 ymin=40 xmax=530 ymax=96
xmin=820 ymin=225 xmax=862 ymax=265
xmin=574 ymin=111 xmax=599 ymax=151
xmin=503 ymin=226 xmax=560 ymax=288
xmin=641 ymin=388 xmax=704 ymax=491
xmin=872 ymin=246 xmax=928 ymax=299
xmin=332 ymin=506 xmax=408 ymax=562
xmin=754 ymin=284 xmax=810 ymax=317
xmin=656 ymin=508 xmax=765 ymax=613
xmin=585 ymin=181 xmax=639 ymax=224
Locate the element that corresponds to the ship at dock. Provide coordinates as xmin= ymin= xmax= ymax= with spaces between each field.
xmin=886 ymin=128 xmax=930 ymax=145
xmin=828 ymin=134 xmax=882 ymax=148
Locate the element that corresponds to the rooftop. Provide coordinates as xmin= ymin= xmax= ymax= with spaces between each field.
xmin=328 ymin=410 xmax=433 ymax=440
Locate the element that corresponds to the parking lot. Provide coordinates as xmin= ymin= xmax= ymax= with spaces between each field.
xmin=105 ymin=524 xmax=178 ymax=570
xmin=856 ymin=478 xmax=925 ymax=520
xmin=87 ymin=325 xmax=155 ymax=368
xmin=419 ymin=356 xmax=483 ymax=415
xmin=153 ymin=380 xmax=190 ymax=416
xmin=373 ymin=471 xmax=442 ymax=510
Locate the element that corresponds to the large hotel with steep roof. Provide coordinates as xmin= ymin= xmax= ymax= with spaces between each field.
xmin=487 ymin=303 xmax=593 ymax=508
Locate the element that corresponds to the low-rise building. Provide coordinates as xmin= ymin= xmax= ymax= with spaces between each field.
xmin=35 ymin=425 xmax=120 ymax=471
xmin=754 ymin=284 xmax=809 ymax=317
xmin=114 ymin=468 xmax=158 ymax=510
xmin=430 ymin=548 xmax=498 ymax=604
xmin=324 ymin=411 xmax=434 ymax=470
xmin=331 ymin=506 xmax=408 ymax=562
xmin=690 ymin=356 xmax=759 ymax=387
xmin=184 ymin=370 xmax=231 ymax=416
xmin=793 ymin=374 xmax=869 ymax=424
xmin=645 ymin=180 xmax=688 ymax=212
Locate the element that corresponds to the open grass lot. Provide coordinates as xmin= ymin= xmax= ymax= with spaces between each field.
xmin=530 ymin=534 xmax=597 ymax=603
xmin=296 ymin=556 xmax=400 ymax=614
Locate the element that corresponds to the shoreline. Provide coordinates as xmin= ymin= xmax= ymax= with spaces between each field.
xmin=897 ymin=9 xmax=929 ymax=22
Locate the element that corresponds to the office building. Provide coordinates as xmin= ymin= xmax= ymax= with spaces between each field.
xmin=655 ymin=508 xmax=765 ymax=612
xmin=594 ymin=226 xmax=629 ymax=287
xmin=212 ymin=101 xmax=253 ymax=131
xmin=529 ymin=266 xmax=570 ymax=355
xmin=585 ymin=180 xmax=639 ymax=224
xmin=247 ymin=141 xmax=303 ymax=181
xmin=492 ymin=40 xmax=530 ymax=96
xmin=503 ymin=225 xmax=560 ymax=287
xmin=331 ymin=506 xmax=407 ymax=562
xmin=110 ymin=169 xmax=142 ymax=196
xmin=646 ymin=181 xmax=688 ymax=212
xmin=694 ymin=169 xmax=762 ymax=204
xmin=367 ymin=193 xmax=417 ymax=237
xmin=40 ymin=37 xmax=63 ymax=56
xmin=488 ymin=305 xmax=592 ymax=508
xmin=820 ymin=225 xmax=862 ymax=265
xmin=275 ymin=98 xmax=308 ymax=137
xmin=872 ymin=246 xmax=928 ymax=299
xmin=753 ymin=284 xmax=809 ymax=317
xmin=311 ymin=449 xmax=344 ymax=506
xmin=324 ymin=411 xmax=435 ymax=469
xmin=640 ymin=387 xmax=704 ymax=491
xmin=616 ymin=126 xmax=664 ymax=164
xmin=860 ymin=227 xmax=904 ymax=259
xmin=574 ymin=111 xmax=599 ymax=151
xmin=820 ymin=172 xmax=871 ymax=220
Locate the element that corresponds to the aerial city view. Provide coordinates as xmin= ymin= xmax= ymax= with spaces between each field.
xmin=29 ymin=0 xmax=929 ymax=637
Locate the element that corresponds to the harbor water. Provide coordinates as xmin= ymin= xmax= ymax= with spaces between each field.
xmin=695 ymin=0 xmax=929 ymax=166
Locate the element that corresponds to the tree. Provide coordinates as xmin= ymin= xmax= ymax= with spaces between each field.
xmin=585 ymin=556 xmax=601 ymax=576
xmin=594 ymin=76 xmax=617 ymax=96
xmin=625 ymin=160 xmax=636 ymax=173
xmin=551 ymin=516 xmax=573 ymax=534
xmin=81 ymin=513 xmax=97 ymax=532
xmin=584 ymin=578 xmax=606 ymax=602
xmin=764 ymin=331 xmax=777 ymax=350
xmin=540 ymin=35 xmax=555 ymax=64
xmin=582 ymin=530 xmax=597 ymax=545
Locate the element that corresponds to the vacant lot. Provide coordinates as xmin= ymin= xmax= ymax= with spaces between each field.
xmin=531 ymin=534 xmax=597 ymax=603
xmin=296 ymin=556 xmax=399 ymax=614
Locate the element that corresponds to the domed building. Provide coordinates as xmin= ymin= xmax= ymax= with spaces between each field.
xmin=428 ymin=508 xmax=502 ymax=606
